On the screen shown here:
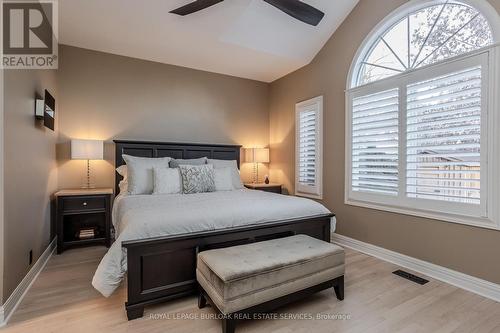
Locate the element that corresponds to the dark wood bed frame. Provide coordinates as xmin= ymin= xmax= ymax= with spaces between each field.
xmin=114 ymin=140 xmax=334 ymax=320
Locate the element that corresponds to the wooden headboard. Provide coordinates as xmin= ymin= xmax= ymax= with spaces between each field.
xmin=114 ymin=140 xmax=242 ymax=195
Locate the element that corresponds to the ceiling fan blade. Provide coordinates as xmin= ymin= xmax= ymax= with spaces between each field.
xmin=170 ymin=0 xmax=224 ymax=16
xmin=263 ymin=0 xmax=325 ymax=26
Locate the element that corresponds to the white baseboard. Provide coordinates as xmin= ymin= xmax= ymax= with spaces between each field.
xmin=0 ymin=237 xmax=56 ymax=327
xmin=332 ymin=233 xmax=500 ymax=303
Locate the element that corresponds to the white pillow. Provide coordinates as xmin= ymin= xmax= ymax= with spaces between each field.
xmin=214 ymin=167 xmax=234 ymax=191
xmin=153 ymin=167 xmax=182 ymax=195
xmin=207 ymin=159 xmax=243 ymax=189
xmin=122 ymin=155 xmax=172 ymax=195
xmin=116 ymin=165 xmax=128 ymax=180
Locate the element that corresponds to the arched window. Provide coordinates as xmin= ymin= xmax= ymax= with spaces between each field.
xmin=353 ymin=1 xmax=496 ymax=87
xmin=345 ymin=0 xmax=500 ymax=229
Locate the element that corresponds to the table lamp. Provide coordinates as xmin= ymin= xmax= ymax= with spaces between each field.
xmin=71 ymin=139 xmax=104 ymax=189
xmin=245 ymin=148 xmax=270 ymax=183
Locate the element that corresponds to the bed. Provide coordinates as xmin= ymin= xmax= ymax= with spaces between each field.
xmin=93 ymin=140 xmax=335 ymax=320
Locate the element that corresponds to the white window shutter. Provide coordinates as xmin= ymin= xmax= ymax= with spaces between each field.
xmin=346 ymin=51 xmax=496 ymax=228
xmin=351 ymin=88 xmax=399 ymax=195
xmin=406 ymin=66 xmax=482 ymax=205
xmin=295 ymin=96 xmax=323 ymax=199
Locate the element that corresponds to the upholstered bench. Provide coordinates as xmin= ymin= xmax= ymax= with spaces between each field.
xmin=196 ymin=234 xmax=345 ymax=333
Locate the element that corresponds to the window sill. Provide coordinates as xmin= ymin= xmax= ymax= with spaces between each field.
xmin=296 ymin=191 xmax=323 ymax=200
xmin=344 ymin=197 xmax=499 ymax=231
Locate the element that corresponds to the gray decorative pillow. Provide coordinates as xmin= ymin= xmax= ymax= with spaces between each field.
xmin=179 ymin=164 xmax=216 ymax=194
xmin=169 ymin=157 xmax=207 ymax=168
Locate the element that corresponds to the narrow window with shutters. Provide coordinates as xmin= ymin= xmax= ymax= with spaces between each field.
xmin=295 ymin=96 xmax=323 ymax=199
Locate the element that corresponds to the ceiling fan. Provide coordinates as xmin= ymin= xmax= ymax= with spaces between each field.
xmin=170 ymin=0 xmax=325 ymax=26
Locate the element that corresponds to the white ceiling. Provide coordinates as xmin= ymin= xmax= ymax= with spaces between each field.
xmin=59 ymin=0 xmax=358 ymax=82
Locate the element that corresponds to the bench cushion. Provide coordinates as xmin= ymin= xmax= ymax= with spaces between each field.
xmin=196 ymin=234 xmax=345 ymax=314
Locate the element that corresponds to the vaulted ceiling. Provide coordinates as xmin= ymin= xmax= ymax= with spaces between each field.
xmin=59 ymin=0 xmax=358 ymax=82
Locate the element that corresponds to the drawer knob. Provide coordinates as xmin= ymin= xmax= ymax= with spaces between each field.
xmin=83 ymin=202 xmax=88 ymax=206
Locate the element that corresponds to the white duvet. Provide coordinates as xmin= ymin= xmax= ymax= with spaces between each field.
xmin=92 ymin=189 xmax=335 ymax=297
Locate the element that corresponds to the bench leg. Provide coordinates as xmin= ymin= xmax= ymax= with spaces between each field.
xmin=333 ymin=275 xmax=344 ymax=301
xmin=198 ymin=292 xmax=207 ymax=309
xmin=222 ymin=317 xmax=236 ymax=333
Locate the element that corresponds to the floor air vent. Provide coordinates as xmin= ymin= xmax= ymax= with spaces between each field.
xmin=392 ymin=270 xmax=429 ymax=285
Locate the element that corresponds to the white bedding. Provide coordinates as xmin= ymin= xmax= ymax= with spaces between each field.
xmin=92 ymin=189 xmax=335 ymax=297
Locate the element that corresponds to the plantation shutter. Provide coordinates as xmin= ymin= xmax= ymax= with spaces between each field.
xmin=298 ymin=110 xmax=317 ymax=184
xmin=351 ymin=88 xmax=399 ymax=195
xmin=406 ymin=66 xmax=482 ymax=205
xmin=295 ymin=97 xmax=323 ymax=199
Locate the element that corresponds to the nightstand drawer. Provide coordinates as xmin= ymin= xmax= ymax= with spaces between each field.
xmin=260 ymin=186 xmax=281 ymax=194
xmin=62 ymin=196 xmax=106 ymax=212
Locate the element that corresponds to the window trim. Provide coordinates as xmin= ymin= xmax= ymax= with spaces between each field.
xmin=345 ymin=47 xmax=500 ymax=230
xmin=295 ymin=96 xmax=323 ymax=200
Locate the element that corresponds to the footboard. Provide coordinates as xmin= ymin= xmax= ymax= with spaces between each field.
xmin=122 ymin=214 xmax=333 ymax=320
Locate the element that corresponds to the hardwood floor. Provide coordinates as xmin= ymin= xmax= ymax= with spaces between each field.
xmin=4 ymin=245 xmax=500 ymax=333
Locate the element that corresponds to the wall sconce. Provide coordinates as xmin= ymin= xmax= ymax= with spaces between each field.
xmin=35 ymin=89 xmax=55 ymax=130
xmin=244 ymin=147 xmax=270 ymax=183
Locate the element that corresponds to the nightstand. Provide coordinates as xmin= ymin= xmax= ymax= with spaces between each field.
xmin=244 ymin=183 xmax=282 ymax=194
xmin=55 ymin=188 xmax=113 ymax=254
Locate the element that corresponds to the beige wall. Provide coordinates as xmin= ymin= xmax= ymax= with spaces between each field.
xmin=3 ymin=69 xmax=58 ymax=301
xmin=57 ymin=45 xmax=270 ymax=189
xmin=269 ymin=0 xmax=500 ymax=284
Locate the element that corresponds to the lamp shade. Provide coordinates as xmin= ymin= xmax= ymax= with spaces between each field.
xmin=71 ymin=139 xmax=103 ymax=160
xmin=245 ymin=148 xmax=270 ymax=163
